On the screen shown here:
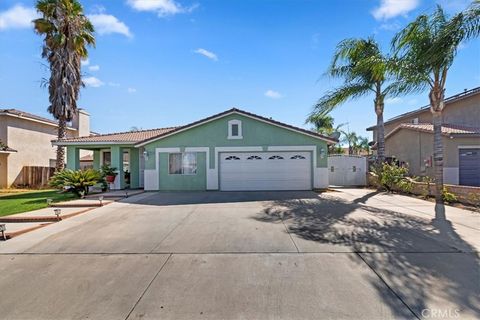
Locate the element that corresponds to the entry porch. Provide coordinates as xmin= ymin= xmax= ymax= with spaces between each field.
xmin=65 ymin=145 xmax=144 ymax=190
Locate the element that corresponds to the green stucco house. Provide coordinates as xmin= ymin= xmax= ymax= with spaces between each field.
xmin=54 ymin=108 xmax=336 ymax=191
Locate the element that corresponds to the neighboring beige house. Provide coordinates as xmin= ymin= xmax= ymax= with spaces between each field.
xmin=0 ymin=108 xmax=91 ymax=188
xmin=367 ymin=87 xmax=480 ymax=187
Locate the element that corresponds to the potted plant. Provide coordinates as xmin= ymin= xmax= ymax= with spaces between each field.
xmin=101 ymin=164 xmax=118 ymax=183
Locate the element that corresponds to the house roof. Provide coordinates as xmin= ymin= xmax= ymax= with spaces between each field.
xmin=54 ymin=127 xmax=178 ymax=144
xmin=0 ymin=146 xmax=17 ymax=153
xmin=54 ymin=108 xmax=338 ymax=146
xmin=366 ymin=86 xmax=480 ymax=131
xmin=385 ymin=123 xmax=480 ymax=139
xmin=135 ymin=108 xmax=338 ymax=146
xmin=0 ymin=108 xmax=77 ymax=130
xmin=80 ymin=154 xmax=94 ymax=161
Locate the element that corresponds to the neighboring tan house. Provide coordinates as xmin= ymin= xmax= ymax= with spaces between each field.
xmin=53 ymin=108 xmax=336 ymax=191
xmin=367 ymin=87 xmax=480 ymax=187
xmin=0 ymin=108 xmax=91 ymax=188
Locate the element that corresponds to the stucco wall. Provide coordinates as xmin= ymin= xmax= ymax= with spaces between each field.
xmin=143 ymin=113 xmax=330 ymax=190
xmin=372 ymin=93 xmax=479 ymax=142
xmin=1 ymin=117 xmax=78 ymax=187
xmin=385 ymin=129 xmax=480 ymax=181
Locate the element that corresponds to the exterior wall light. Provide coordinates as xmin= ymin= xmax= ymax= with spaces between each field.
xmin=143 ymin=150 xmax=149 ymax=161
xmin=320 ymin=147 xmax=326 ymax=159
xmin=54 ymin=208 xmax=62 ymax=221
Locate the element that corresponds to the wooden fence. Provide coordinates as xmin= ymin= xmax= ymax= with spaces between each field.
xmin=13 ymin=166 xmax=55 ymax=188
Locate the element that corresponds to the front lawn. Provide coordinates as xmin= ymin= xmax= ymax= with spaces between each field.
xmin=0 ymin=190 xmax=77 ymax=217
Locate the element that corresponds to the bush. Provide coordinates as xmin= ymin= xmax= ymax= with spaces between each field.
xmin=442 ymin=188 xmax=457 ymax=204
xmin=50 ymin=169 xmax=103 ymax=197
xmin=374 ymin=162 xmax=413 ymax=193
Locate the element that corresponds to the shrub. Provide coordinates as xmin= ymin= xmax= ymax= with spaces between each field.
xmin=442 ymin=188 xmax=457 ymax=204
xmin=100 ymin=164 xmax=117 ymax=177
xmin=375 ymin=162 xmax=412 ymax=193
xmin=50 ymin=169 xmax=102 ymax=197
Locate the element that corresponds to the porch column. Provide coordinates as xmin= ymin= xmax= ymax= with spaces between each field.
xmin=129 ymin=148 xmax=140 ymax=189
xmin=110 ymin=146 xmax=124 ymax=189
xmin=93 ymin=150 xmax=101 ymax=170
xmin=66 ymin=146 xmax=80 ymax=170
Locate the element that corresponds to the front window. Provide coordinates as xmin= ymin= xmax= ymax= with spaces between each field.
xmin=169 ymin=152 xmax=197 ymax=175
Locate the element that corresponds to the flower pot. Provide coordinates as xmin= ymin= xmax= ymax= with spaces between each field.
xmin=105 ymin=175 xmax=116 ymax=183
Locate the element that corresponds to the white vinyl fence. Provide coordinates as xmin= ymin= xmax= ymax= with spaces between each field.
xmin=328 ymin=155 xmax=367 ymax=186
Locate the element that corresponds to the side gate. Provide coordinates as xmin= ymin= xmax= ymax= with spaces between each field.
xmin=327 ymin=155 xmax=367 ymax=186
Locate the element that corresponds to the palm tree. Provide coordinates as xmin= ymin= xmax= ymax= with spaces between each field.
xmin=393 ymin=4 xmax=480 ymax=209
xmin=34 ymin=0 xmax=95 ymax=171
xmin=313 ymin=37 xmax=406 ymax=164
xmin=305 ymin=113 xmax=335 ymax=135
xmin=342 ymin=132 xmax=358 ymax=155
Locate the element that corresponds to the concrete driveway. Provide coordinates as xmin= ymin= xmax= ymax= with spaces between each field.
xmin=0 ymin=189 xmax=478 ymax=319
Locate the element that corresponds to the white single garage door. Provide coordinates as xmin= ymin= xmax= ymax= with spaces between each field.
xmin=220 ymin=152 xmax=311 ymax=191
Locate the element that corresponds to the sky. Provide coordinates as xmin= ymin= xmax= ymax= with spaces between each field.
xmin=0 ymin=0 xmax=479 ymax=141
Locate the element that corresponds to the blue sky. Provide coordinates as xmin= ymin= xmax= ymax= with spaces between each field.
xmin=0 ymin=0 xmax=478 ymax=140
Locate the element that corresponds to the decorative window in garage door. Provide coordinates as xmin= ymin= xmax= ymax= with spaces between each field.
xmin=268 ymin=155 xmax=284 ymax=160
xmin=247 ymin=155 xmax=262 ymax=160
xmin=290 ymin=155 xmax=306 ymax=159
xmin=225 ymin=155 xmax=241 ymax=160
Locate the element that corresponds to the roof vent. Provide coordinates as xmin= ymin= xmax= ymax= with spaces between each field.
xmin=412 ymin=118 xmax=419 ymax=125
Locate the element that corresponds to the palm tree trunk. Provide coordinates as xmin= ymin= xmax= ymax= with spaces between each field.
xmin=376 ymin=112 xmax=385 ymax=163
xmin=56 ymin=116 xmax=67 ymax=172
xmin=432 ymin=112 xmax=444 ymax=204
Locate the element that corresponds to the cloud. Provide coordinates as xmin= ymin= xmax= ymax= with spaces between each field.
xmin=264 ymin=90 xmax=283 ymax=99
xmin=0 ymin=4 xmax=39 ymax=30
xmin=372 ymin=0 xmax=419 ymax=20
xmin=127 ymin=0 xmax=198 ymax=17
xmin=81 ymin=59 xmax=90 ymax=66
xmin=87 ymin=14 xmax=132 ymax=38
xmin=385 ymin=97 xmax=403 ymax=104
xmin=108 ymin=82 xmax=120 ymax=87
xmin=88 ymin=65 xmax=100 ymax=71
xmin=194 ymin=48 xmax=218 ymax=61
xmin=83 ymin=76 xmax=104 ymax=87
xmin=127 ymin=87 xmax=137 ymax=93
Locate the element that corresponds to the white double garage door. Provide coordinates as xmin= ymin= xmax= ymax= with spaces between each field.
xmin=219 ymin=152 xmax=312 ymax=191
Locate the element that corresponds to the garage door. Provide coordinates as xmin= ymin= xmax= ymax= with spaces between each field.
xmin=220 ymin=152 xmax=311 ymax=191
xmin=459 ymin=148 xmax=480 ymax=187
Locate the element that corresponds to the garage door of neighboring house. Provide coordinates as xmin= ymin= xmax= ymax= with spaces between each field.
xmin=459 ymin=148 xmax=480 ymax=187
xmin=219 ymin=152 xmax=311 ymax=191
xmin=328 ymin=155 xmax=367 ymax=186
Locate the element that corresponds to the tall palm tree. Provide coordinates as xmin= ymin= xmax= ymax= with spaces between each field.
xmin=342 ymin=132 xmax=358 ymax=155
xmin=313 ymin=38 xmax=406 ymax=164
xmin=393 ymin=4 xmax=480 ymax=209
xmin=34 ymin=0 xmax=95 ymax=171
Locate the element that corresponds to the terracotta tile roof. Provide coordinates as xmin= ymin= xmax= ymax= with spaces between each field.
xmin=1 ymin=108 xmax=57 ymax=126
xmin=55 ymin=108 xmax=338 ymax=145
xmin=56 ymin=127 xmax=178 ymax=144
xmin=386 ymin=123 xmax=480 ymax=139
xmin=367 ymin=86 xmax=480 ymax=131
xmin=135 ymin=108 xmax=338 ymax=146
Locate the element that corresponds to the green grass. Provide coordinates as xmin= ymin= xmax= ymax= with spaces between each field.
xmin=0 ymin=190 xmax=77 ymax=217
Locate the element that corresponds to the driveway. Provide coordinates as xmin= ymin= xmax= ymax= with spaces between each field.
xmin=0 ymin=189 xmax=478 ymax=319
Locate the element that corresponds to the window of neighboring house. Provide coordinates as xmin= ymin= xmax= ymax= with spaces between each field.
xmin=102 ymin=151 xmax=111 ymax=165
xmin=169 ymin=152 xmax=197 ymax=175
xmin=228 ymin=120 xmax=243 ymax=139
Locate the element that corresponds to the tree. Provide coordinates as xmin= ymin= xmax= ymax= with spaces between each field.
xmin=34 ymin=0 xmax=95 ymax=171
xmin=393 ymin=4 xmax=480 ymax=209
xmin=306 ymin=113 xmax=346 ymax=154
xmin=312 ymin=37 xmax=408 ymax=164
xmin=342 ymin=132 xmax=358 ymax=155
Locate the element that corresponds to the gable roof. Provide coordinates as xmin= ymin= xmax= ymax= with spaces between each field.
xmin=0 ymin=108 xmax=76 ymax=130
xmin=385 ymin=123 xmax=480 ymax=140
xmin=366 ymin=86 xmax=480 ymax=131
xmin=53 ymin=108 xmax=337 ymax=146
xmin=134 ymin=108 xmax=338 ymax=147
xmin=53 ymin=127 xmax=178 ymax=145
